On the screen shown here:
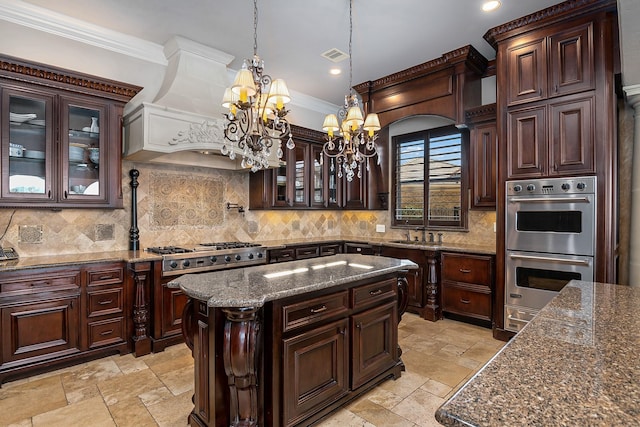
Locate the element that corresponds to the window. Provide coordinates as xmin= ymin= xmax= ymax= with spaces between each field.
xmin=392 ymin=125 xmax=468 ymax=229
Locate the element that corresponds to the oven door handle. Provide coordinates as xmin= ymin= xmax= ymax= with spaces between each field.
xmin=508 ymin=196 xmax=591 ymax=203
xmin=508 ymin=253 xmax=591 ymax=266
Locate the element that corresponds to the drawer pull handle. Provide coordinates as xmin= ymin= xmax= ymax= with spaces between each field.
xmin=460 ymin=298 xmax=471 ymax=304
xmin=459 ymin=269 xmax=471 ymax=274
xmin=98 ymin=299 xmax=113 ymax=305
xmin=31 ymin=281 xmax=50 ymax=287
xmin=369 ymin=289 xmax=383 ymax=296
xmin=99 ymin=275 xmax=113 ymax=280
xmin=310 ymin=305 xmax=327 ymax=314
xmin=100 ymin=330 xmax=114 ymax=336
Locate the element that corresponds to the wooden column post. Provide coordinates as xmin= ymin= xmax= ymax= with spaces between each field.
xmin=128 ymin=262 xmax=152 ymax=356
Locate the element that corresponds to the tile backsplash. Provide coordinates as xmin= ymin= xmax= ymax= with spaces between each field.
xmin=0 ymin=161 xmax=496 ymax=257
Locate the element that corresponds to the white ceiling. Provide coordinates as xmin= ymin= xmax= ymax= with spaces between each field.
xmin=17 ymin=0 xmax=573 ymax=106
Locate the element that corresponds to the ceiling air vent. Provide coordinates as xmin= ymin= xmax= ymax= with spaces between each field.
xmin=321 ymin=48 xmax=349 ymax=63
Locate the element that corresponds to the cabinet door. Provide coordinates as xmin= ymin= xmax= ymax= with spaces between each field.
xmin=60 ymin=95 xmax=108 ymax=204
xmin=506 ymin=38 xmax=546 ymax=106
xmin=507 ymin=105 xmax=547 ymax=178
xmin=549 ymin=96 xmax=594 ymax=175
xmin=380 ymin=246 xmax=425 ymax=311
xmin=291 ymin=142 xmax=310 ymax=207
xmin=282 ymin=318 xmax=349 ymax=426
xmin=351 ymin=301 xmax=398 ymax=389
xmin=272 ymin=163 xmax=289 ymax=207
xmin=310 ymin=145 xmax=325 ymax=208
xmin=1 ymin=295 xmax=80 ymax=365
xmin=1 ymin=86 xmax=55 ymax=202
xmin=470 ymin=122 xmax=497 ymax=209
xmin=549 ymin=22 xmax=594 ymax=98
xmin=343 ymin=173 xmax=367 ymax=209
xmin=156 ymin=282 xmax=189 ymax=339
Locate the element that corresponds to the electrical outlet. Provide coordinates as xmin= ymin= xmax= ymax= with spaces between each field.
xmin=376 ymin=224 xmax=385 ymax=233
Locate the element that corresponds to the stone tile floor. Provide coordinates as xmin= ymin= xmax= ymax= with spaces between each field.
xmin=0 ymin=314 xmax=504 ymax=427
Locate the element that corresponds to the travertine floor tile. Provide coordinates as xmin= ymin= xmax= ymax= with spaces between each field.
xmin=31 ymin=396 xmax=115 ymax=427
xmin=98 ymin=369 xmax=165 ymax=406
xmin=108 ymin=396 xmax=159 ymax=427
xmin=145 ymin=389 xmax=193 ymax=427
xmin=392 ymin=388 xmax=445 ymax=427
xmin=401 ymin=350 xmax=473 ymax=387
xmin=0 ymin=376 xmax=67 ymax=424
xmin=348 ymin=397 xmax=416 ymax=426
xmin=316 ymin=408 xmax=376 ymax=426
xmin=60 ymin=359 xmax=123 ymax=394
xmin=377 ymin=370 xmax=429 ymax=399
xmin=419 ymin=379 xmax=453 ymax=398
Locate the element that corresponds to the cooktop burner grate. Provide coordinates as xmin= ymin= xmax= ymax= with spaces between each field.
xmin=146 ymin=246 xmax=194 ymax=255
xmin=197 ymin=242 xmax=261 ymax=250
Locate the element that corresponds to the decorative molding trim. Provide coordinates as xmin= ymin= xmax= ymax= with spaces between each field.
xmin=623 ymin=84 xmax=640 ymax=108
xmin=354 ymin=45 xmax=487 ymax=95
xmin=465 ymin=103 xmax=497 ymax=123
xmin=0 ymin=0 xmax=167 ymax=65
xmin=0 ymin=54 xmax=142 ymax=101
xmin=290 ymin=124 xmax=325 ymax=141
xmin=483 ymin=0 xmax=617 ymax=47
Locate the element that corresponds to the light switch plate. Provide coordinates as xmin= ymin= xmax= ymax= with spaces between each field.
xmin=376 ymin=224 xmax=385 ymax=233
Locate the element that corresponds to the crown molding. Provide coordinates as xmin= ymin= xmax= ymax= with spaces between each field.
xmin=0 ymin=0 xmax=167 ymax=65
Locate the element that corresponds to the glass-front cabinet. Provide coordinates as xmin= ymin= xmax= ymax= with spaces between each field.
xmin=0 ymin=54 xmax=141 ymax=209
xmin=2 ymin=90 xmax=107 ymax=206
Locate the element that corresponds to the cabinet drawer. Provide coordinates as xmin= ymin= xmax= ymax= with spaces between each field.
xmin=441 ymin=252 xmax=492 ymax=287
xmin=295 ymin=246 xmax=320 ymax=260
xmin=88 ymin=317 xmax=125 ymax=348
xmin=320 ymin=244 xmax=341 ymax=256
xmin=269 ymin=248 xmax=295 ymax=263
xmin=0 ymin=270 xmax=81 ymax=297
xmin=351 ymin=278 xmax=396 ymax=311
xmin=282 ymin=291 xmax=349 ymax=333
xmin=87 ymin=265 xmax=124 ymax=286
xmin=87 ymin=287 xmax=123 ymax=317
xmin=442 ymin=285 xmax=491 ymax=320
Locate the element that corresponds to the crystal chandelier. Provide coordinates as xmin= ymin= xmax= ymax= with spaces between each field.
xmin=321 ymin=0 xmax=380 ymax=182
xmin=221 ymin=0 xmax=294 ymax=172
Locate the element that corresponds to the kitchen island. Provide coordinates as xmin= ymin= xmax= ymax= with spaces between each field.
xmin=435 ymin=280 xmax=639 ymax=426
xmin=169 ymin=254 xmax=417 ymax=427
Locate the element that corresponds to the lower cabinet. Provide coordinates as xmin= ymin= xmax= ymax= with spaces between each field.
xmin=440 ymin=252 xmax=494 ymax=323
xmin=0 ymin=262 xmax=130 ymax=384
xmin=268 ymin=242 xmax=343 ymax=264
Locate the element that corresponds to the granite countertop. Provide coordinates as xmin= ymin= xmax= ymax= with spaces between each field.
xmin=168 ymin=254 xmax=418 ymax=307
xmin=435 ymin=280 xmax=639 ymax=426
xmin=0 ymin=250 xmax=161 ymax=273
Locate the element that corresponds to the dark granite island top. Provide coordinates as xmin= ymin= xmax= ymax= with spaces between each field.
xmin=435 ymin=280 xmax=639 ymax=427
xmin=168 ymin=253 xmax=418 ymax=307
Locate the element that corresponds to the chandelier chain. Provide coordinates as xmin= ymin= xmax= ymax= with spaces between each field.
xmin=253 ymin=0 xmax=259 ymax=56
xmin=349 ymin=0 xmax=353 ymax=93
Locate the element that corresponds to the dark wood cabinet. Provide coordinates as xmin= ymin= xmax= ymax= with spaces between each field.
xmin=440 ymin=252 xmax=493 ymax=323
xmin=467 ymin=104 xmax=497 ymax=209
xmin=249 ymin=125 xmax=385 ymax=210
xmin=379 ymin=246 xmax=425 ymax=314
xmin=0 ymin=55 xmax=140 ymax=208
xmin=268 ymin=242 xmax=343 ymax=264
xmin=0 ymin=262 xmax=130 ymax=384
xmin=507 ymin=105 xmax=547 ymax=178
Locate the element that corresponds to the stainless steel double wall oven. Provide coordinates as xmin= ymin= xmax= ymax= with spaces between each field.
xmin=504 ymin=176 xmax=596 ymax=332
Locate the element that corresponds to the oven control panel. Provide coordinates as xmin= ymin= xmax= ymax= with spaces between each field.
xmin=507 ymin=176 xmax=596 ymax=196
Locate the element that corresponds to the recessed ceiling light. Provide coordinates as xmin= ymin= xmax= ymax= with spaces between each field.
xmin=329 ymin=68 xmax=342 ymax=75
xmin=482 ymin=0 xmax=501 ymax=12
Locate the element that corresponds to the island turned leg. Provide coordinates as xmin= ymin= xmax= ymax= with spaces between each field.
xmin=222 ymin=307 xmax=262 ymax=427
xmin=424 ymin=255 xmax=441 ymax=321
xmin=128 ymin=262 xmax=152 ymax=356
xmin=397 ymin=273 xmax=409 ymax=371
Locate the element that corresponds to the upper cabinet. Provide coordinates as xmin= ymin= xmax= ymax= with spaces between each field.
xmin=466 ymin=104 xmax=497 ymax=209
xmin=249 ymin=125 xmax=385 ymax=210
xmin=0 ymin=55 xmax=141 ymax=209
xmin=506 ymin=22 xmax=594 ymax=106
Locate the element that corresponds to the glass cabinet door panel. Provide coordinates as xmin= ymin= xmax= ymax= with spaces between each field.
xmin=293 ymin=144 xmax=307 ymax=205
xmin=311 ymin=145 xmax=325 ymax=207
xmin=273 ymin=163 xmax=288 ymax=206
xmin=2 ymin=89 xmax=54 ymax=200
xmin=61 ymin=99 xmax=106 ymax=201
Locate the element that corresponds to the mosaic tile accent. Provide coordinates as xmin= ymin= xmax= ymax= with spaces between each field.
xmin=94 ymin=224 xmax=115 ymax=241
xmin=18 ymin=225 xmax=43 ymax=244
xmin=148 ymin=172 xmax=224 ymax=229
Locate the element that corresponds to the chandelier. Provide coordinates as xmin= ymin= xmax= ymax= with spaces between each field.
xmin=221 ymin=0 xmax=294 ymax=172
xmin=321 ymin=0 xmax=380 ymax=182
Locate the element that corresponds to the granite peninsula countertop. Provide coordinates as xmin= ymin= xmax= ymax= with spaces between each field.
xmin=0 ymin=250 xmax=160 ymax=273
xmin=435 ymin=280 xmax=639 ymax=426
xmin=167 ymin=254 xmax=418 ymax=307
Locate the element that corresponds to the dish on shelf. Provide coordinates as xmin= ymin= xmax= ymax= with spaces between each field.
xmin=69 ymin=146 xmax=85 ymax=162
xmin=10 ymin=112 xmax=37 ymax=123
xmin=9 ymin=175 xmax=45 ymax=194
xmin=84 ymin=181 xmax=99 ymax=195
xmin=29 ymin=119 xmax=45 ymax=126
xmin=23 ymin=150 xmax=45 ymax=160
xmin=9 ymin=143 xmax=24 ymax=157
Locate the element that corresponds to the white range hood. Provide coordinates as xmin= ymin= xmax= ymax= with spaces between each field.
xmin=123 ymin=36 xmax=281 ymax=169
